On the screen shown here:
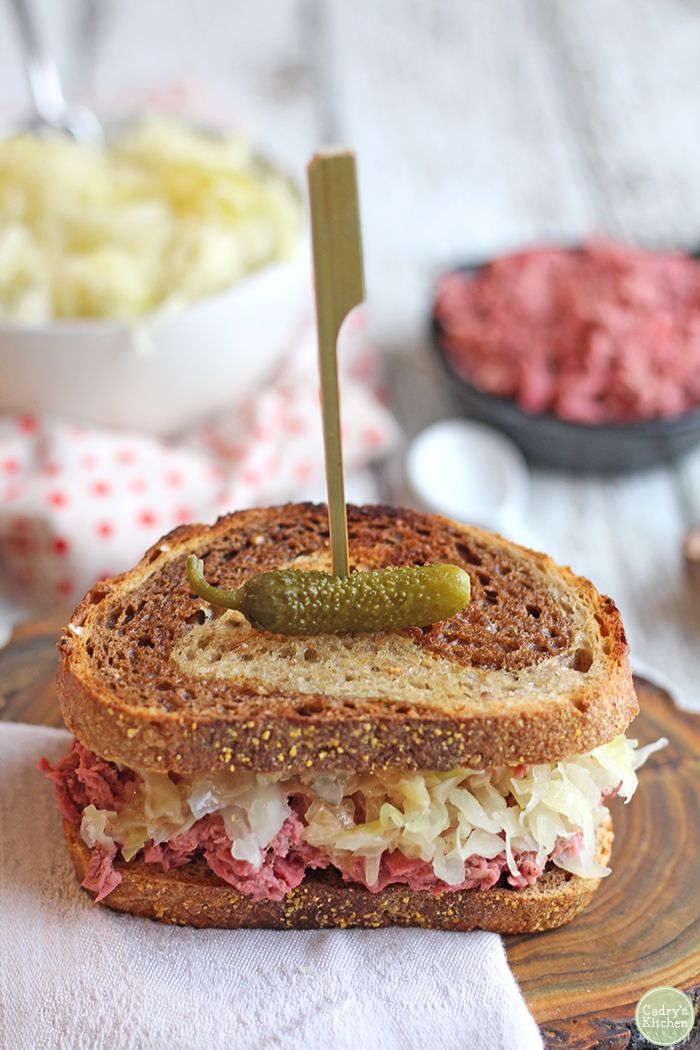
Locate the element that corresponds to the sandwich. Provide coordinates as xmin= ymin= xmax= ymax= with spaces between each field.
xmin=41 ymin=501 xmax=663 ymax=932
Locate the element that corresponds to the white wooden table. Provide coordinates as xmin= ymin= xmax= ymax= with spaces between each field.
xmin=0 ymin=0 xmax=698 ymax=708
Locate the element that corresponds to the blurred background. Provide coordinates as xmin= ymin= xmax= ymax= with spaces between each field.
xmin=0 ymin=0 xmax=698 ymax=710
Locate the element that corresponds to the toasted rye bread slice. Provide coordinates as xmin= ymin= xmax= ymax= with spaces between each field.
xmin=57 ymin=503 xmax=636 ymax=773
xmin=63 ymin=815 xmax=613 ymax=933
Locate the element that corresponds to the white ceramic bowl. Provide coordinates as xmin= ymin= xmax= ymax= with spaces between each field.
xmin=0 ymin=241 xmax=310 ymax=436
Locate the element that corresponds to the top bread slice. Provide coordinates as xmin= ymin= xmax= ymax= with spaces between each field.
xmin=56 ymin=502 xmax=637 ymax=774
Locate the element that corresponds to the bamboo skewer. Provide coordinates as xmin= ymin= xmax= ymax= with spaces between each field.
xmin=307 ymin=149 xmax=366 ymax=579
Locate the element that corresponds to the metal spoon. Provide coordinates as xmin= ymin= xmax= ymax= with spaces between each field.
xmin=8 ymin=0 xmax=104 ymax=144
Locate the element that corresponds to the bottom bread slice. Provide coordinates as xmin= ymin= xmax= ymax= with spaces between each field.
xmin=63 ymin=816 xmax=613 ymax=933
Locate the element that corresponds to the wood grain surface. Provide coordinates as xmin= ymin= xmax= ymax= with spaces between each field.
xmin=1 ymin=619 xmax=698 ymax=1047
xmin=0 ymin=618 xmax=65 ymax=727
xmin=506 ymin=677 xmax=700 ymax=1048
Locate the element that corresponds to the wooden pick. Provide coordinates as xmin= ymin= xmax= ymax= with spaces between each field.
xmin=307 ymin=149 xmax=365 ymax=578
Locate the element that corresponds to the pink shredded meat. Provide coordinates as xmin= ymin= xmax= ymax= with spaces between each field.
xmin=81 ymin=842 xmax=122 ymax=902
xmin=38 ymin=740 xmax=140 ymax=824
xmin=39 ymin=740 xmax=592 ymax=903
xmin=435 ymin=240 xmax=700 ymax=423
xmin=340 ymin=851 xmax=500 ymax=893
xmin=143 ymin=812 xmax=324 ymax=902
xmin=340 ymin=846 xmax=559 ymax=895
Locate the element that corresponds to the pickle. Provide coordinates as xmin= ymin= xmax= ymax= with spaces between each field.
xmin=186 ymin=555 xmax=470 ymax=635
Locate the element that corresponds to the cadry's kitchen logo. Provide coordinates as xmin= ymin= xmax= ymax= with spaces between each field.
xmin=635 ymin=986 xmax=695 ymax=1047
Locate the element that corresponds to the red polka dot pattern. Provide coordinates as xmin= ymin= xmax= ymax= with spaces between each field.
xmin=0 ymin=315 xmax=397 ymax=607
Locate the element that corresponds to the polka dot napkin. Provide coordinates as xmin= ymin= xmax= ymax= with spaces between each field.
xmin=0 ymin=312 xmax=399 ymax=612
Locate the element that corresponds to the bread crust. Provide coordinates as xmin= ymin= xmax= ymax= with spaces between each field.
xmin=64 ymin=817 xmax=613 ymax=934
xmin=56 ymin=503 xmax=637 ymax=772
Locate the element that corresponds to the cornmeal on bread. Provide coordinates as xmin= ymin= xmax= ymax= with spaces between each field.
xmin=41 ymin=503 xmax=665 ymax=932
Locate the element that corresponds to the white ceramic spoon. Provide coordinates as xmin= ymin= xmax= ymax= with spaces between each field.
xmin=405 ymin=418 xmax=530 ymax=541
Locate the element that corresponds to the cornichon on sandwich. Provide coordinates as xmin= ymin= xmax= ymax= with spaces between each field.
xmin=185 ymin=555 xmax=472 ymax=634
xmin=41 ymin=503 xmax=665 ymax=932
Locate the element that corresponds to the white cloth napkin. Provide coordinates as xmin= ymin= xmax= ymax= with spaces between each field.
xmin=0 ymin=311 xmax=399 ymax=612
xmin=0 ymin=723 xmax=544 ymax=1050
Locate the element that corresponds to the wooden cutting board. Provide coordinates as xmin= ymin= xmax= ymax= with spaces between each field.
xmin=505 ymin=676 xmax=700 ymax=1049
xmin=1 ymin=619 xmax=698 ymax=1048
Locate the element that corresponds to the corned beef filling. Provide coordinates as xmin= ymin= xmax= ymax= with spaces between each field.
xmin=143 ymin=813 xmax=316 ymax=901
xmin=39 ymin=740 xmax=594 ymax=904
xmin=435 ymin=240 xmax=700 ymax=423
xmin=38 ymin=741 xmax=138 ymax=824
xmin=82 ymin=842 xmax=122 ymax=902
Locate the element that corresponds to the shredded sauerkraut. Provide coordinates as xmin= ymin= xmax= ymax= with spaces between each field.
xmin=0 ymin=119 xmax=301 ymax=322
xmin=80 ymin=733 xmax=666 ymax=888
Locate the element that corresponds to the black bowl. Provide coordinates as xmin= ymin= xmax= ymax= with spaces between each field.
xmin=430 ymin=257 xmax=700 ymax=473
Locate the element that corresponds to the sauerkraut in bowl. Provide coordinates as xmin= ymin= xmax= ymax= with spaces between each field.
xmin=0 ymin=119 xmax=308 ymax=433
xmin=0 ymin=119 xmax=302 ymax=323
